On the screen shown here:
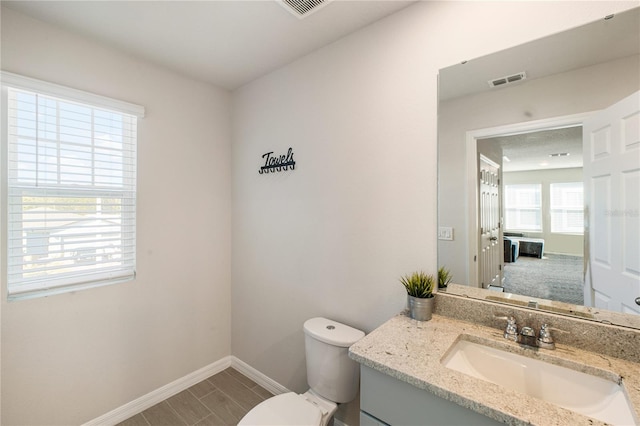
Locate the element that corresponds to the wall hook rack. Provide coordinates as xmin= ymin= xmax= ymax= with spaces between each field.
xmin=259 ymin=147 xmax=296 ymax=174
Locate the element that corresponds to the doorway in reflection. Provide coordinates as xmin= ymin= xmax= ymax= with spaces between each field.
xmin=477 ymin=126 xmax=584 ymax=304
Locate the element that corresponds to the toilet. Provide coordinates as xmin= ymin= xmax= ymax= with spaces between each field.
xmin=238 ymin=317 xmax=365 ymax=426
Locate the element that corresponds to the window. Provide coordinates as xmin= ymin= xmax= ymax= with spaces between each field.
xmin=550 ymin=182 xmax=584 ymax=234
xmin=2 ymin=72 xmax=144 ymax=300
xmin=504 ymin=184 xmax=542 ymax=231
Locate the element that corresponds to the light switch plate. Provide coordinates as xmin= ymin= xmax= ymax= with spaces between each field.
xmin=438 ymin=226 xmax=453 ymax=241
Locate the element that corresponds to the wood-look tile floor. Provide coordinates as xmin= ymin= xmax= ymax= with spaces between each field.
xmin=117 ymin=368 xmax=273 ymax=426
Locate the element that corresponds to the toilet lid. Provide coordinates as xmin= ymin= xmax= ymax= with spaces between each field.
xmin=238 ymin=392 xmax=322 ymax=426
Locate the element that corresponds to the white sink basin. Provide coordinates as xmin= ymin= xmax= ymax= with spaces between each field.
xmin=442 ymin=338 xmax=637 ymax=425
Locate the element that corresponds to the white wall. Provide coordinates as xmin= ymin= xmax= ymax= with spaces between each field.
xmin=503 ymin=168 xmax=584 ymax=255
xmin=1 ymin=8 xmax=232 ymax=425
xmin=231 ymin=1 xmax=639 ymax=424
xmin=439 ymin=54 xmax=639 ymax=286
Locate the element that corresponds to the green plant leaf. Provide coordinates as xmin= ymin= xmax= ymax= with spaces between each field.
xmin=438 ymin=266 xmax=452 ymax=288
xmin=399 ymin=271 xmax=435 ymax=298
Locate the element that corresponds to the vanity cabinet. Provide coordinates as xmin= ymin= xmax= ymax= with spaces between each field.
xmin=360 ymin=366 xmax=502 ymax=426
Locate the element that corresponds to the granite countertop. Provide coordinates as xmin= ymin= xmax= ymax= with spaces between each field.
xmin=349 ymin=313 xmax=640 ymax=426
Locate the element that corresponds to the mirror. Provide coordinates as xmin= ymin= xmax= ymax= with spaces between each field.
xmin=437 ymin=7 xmax=640 ymax=329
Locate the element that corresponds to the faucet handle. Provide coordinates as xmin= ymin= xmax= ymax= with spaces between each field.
xmin=538 ymin=323 xmax=553 ymax=340
xmin=540 ymin=323 xmax=568 ymax=335
xmin=494 ymin=314 xmax=518 ymax=341
xmin=537 ymin=323 xmax=567 ymax=349
xmin=494 ymin=314 xmax=517 ymax=328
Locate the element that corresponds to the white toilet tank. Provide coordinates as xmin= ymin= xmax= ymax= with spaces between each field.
xmin=303 ymin=317 xmax=365 ymax=404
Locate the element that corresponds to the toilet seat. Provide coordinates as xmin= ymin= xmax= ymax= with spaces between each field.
xmin=238 ymin=392 xmax=323 ymax=426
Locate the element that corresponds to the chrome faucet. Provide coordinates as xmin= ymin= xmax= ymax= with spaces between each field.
xmin=495 ymin=315 xmax=557 ymax=349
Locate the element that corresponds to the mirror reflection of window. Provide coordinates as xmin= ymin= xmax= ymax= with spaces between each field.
xmin=504 ymin=184 xmax=542 ymax=232
xmin=550 ymin=182 xmax=584 ymax=234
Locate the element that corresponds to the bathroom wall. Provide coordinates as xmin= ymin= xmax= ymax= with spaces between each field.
xmin=231 ymin=1 xmax=639 ymax=423
xmin=1 ymin=8 xmax=232 ymax=425
xmin=1 ymin=1 xmax=638 ymax=425
xmin=439 ymin=54 xmax=639 ymax=285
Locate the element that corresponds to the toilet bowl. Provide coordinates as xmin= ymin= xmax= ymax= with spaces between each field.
xmin=238 ymin=390 xmax=336 ymax=426
xmin=238 ymin=318 xmax=365 ymax=426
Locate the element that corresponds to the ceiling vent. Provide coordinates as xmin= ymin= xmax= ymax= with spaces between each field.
xmin=277 ymin=0 xmax=333 ymax=19
xmin=488 ymin=72 xmax=527 ymax=88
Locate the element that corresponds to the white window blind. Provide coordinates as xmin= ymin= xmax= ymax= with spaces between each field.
xmin=504 ymin=184 xmax=542 ymax=232
xmin=3 ymin=73 xmax=143 ymax=300
xmin=550 ymin=182 xmax=584 ymax=234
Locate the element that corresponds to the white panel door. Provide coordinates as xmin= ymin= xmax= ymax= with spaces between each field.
xmin=583 ymin=91 xmax=640 ymax=314
xmin=479 ymin=155 xmax=502 ymax=288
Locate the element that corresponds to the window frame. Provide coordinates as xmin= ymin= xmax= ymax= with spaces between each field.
xmin=1 ymin=72 xmax=144 ymax=301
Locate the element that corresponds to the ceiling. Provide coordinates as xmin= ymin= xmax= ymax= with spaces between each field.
xmin=2 ymin=0 xmax=415 ymax=90
xmin=439 ymin=7 xmax=640 ymax=101
xmin=481 ymin=126 xmax=583 ymax=173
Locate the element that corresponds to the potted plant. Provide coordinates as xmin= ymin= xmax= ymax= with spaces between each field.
xmin=400 ymin=271 xmax=435 ymax=321
xmin=438 ymin=266 xmax=452 ymax=289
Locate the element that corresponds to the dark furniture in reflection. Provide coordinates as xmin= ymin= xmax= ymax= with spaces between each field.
xmin=504 ymin=238 xmax=520 ymax=263
xmin=503 ymin=232 xmax=545 ymax=260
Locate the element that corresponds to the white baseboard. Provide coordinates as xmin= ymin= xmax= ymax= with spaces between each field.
xmin=83 ymin=356 xmax=232 ymax=426
xmin=83 ymin=356 xmax=351 ymax=426
xmin=229 ymin=356 xmax=290 ymax=395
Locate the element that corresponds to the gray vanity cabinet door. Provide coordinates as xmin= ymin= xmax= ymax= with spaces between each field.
xmin=360 ymin=366 xmax=502 ymax=426
xmin=360 ymin=410 xmax=389 ymax=426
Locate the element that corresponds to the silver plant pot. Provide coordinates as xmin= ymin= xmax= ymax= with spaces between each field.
xmin=407 ymin=295 xmax=434 ymax=321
